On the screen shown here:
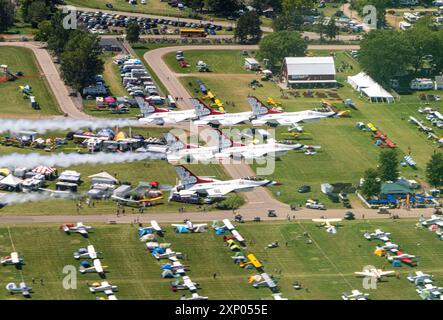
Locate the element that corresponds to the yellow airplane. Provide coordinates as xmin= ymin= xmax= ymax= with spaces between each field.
xmin=239 ymin=254 xmax=263 ymax=269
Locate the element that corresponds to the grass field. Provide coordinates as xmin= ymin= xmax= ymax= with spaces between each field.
xmin=164 ymin=50 xmax=255 ymax=74
xmin=0 ymin=219 xmax=441 ymax=300
xmin=0 ymin=47 xmax=60 ymax=116
xmin=176 ymin=50 xmax=442 ymax=207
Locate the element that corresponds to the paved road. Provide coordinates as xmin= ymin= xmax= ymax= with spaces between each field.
xmin=0 ymin=207 xmax=434 ymax=224
xmin=0 ymin=42 xmax=90 ymax=119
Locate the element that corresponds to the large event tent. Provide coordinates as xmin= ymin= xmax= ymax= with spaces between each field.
xmin=347 ymin=72 xmax=395 ymax=103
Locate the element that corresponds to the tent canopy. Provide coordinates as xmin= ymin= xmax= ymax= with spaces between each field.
xmin=33 ymin=165 xmax=56 ymax=174
xmin=88 ymin=171 xmax=118 ymax=183
xmin=347 ymin=72 xmax=376 ymax=91
xmin=0 ymin=174 xmax=23 ymax=187
xmin=348 ymin=72 xmax=394 ymax=103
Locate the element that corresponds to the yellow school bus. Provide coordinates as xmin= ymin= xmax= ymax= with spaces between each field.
xmin=180 ymin=28 xmax=207 ymax=38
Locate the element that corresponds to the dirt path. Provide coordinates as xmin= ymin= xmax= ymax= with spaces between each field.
xmin=0 ymin=42 xmax=90 ymax=119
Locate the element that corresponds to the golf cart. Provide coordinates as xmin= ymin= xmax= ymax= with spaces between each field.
xmin=234 ymin=214 xmax=244 ymax=223
xmin=267 ymin=210 xmax=277 ymax=217
xmin=344 ymin=211 xmax=355 ymax=220
xmin=377 ymin=206 xmax=390 ymax=214
xmin=253 ymin=217 xmax=261 ymax=222
xmin=434 ymin=207 xmax=442 ymax=215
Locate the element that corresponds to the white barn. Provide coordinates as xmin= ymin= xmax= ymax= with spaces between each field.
xmin=281 ymin=57 xmax=337 ymax=88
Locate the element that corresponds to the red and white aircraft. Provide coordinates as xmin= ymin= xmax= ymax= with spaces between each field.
xmin=248 ymin=96 xmax=337 ymax=131
xmin=171 ymin=165 xmax=277 ymax=198
xmin=164 ymin=131 xmax=220 ymax=163
xmin=138 ymin=104 xmax=196 ymax=125
xmin=191 ymin=98 xmax=252 ymax=127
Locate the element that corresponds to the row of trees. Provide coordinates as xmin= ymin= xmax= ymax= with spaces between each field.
xmin=360 ymin=150 xmax=443 ymax=198
xmin=359 ymin=17 xmax=443 ymax=84
xmin=0 ymin=0 xmax=15 ymax=32
xmin=21 ymin=0 xmax=62 ymax=28
xmin=36 ymin=11 xmax=104 ymax=91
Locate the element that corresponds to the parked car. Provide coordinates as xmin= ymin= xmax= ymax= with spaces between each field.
xmin=298 ymin=185 xmax=311 ymax=193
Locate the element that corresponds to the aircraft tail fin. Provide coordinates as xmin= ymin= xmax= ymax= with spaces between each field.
xmin=248 ymin=96 xmax=271 ymax=116
xmin=191 ymin=98 xmax=224 ymax=117
xmin=175 ymin=166 xmax=213 ymax=185
xmin=164 ymin=132 xmax=186 ymax=150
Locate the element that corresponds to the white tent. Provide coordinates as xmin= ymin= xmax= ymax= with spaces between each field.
xmin=0 ymin=174 xmax=23 ymax=190
xmin=88 ymin=172 xmax=119 ymax=185
xmin=361 ymin=83 xmax=395 ymax=103
xmin=58 ymin=170 xmax=81 ymax=184
xmin=347 ymin=72 xmax=376 ymax=91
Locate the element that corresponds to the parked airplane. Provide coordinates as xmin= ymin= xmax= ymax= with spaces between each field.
xmin=164 ymin=132 xmax=218 ymax=163
xmin=89 ymin=281 xmax=118 ymax=295
xmin=74 ymin=245 xmax=100 ymax=260
xmin=210 ymin=129 xmax=317 ymax=160
xmin=172 ymin=220 xmax=208 ymax=233
xmin=341 ymin=290 xmax=370 ymax=300
xmin=416 ymin=284 xmax=443 ymax=299
xmin=138 ymin=105 xmax=196 ymax=125
xmin=248 ymin=96 xmax=337 ymax=131
xmin=363 ymin=229 xmax=391 ymax=242
xmin=354 ymin=268 xmax=395 ymax=280
xmin=387 ymin=252 xmax=416 ymax=261
xmin=169 ymin=261 xmax=188 ymax=275
xmin=171 ymin=165 xmax=277 ymax=198
xmin=407 ymin=271 xmax=433 ymax=285
xmin=220 ymin=219 xmax=245 ymax=243
xmin=80 ymin=259 xmax=107 ymax=277
xmin=419 ymin=215 xmax=443 ymax=226
xmin=191 ymin=98 xmax=252 ymax=127
xmin=5 ymin=282 xmax=32 ymax=297
xmin=61 ymin=222 xmax=92 ymax=236
xmin=379 ymin=242 xmax=399 ymax=251
xmin=1 ymin=252 xmax=23 ymax=266
xmin=171 ymin=276 xmax=199 ymax=292
xmin=180 ymin=293 xmax=208 ymax=300
xmin=312 ymin=218 xmax=342 ymax=234
xmin=248 ymin=273 xmax=278 ymax=289
xmin=153 ymin=248 xmax=183 ymax=261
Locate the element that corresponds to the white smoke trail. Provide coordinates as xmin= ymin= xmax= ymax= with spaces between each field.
xmin=0 ymin=118 xmax=142 ymax=135
xmin=0 ymin=191 xmax=78 ymax=206
xmin=0 ymin=152 xmax=165 ymax=169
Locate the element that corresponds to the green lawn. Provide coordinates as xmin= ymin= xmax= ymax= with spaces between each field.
xmin=164 ymin=50 xmax=255 ymax=74
xmin=0 ymin=47 xmax=60 ymax=116
xmin=0 ymin=219 xmax=441 ymax=299
xmin=178 ymin=50 xmax=442 ymax=208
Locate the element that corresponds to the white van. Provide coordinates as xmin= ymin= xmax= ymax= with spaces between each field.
xmin=167 ymin=95 xmax=177 ymax=108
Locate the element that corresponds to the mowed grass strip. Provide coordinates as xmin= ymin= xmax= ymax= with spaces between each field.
xmin=0 ymin=220 xmax=441 ymax=299
xmin=0 ymin=47 xmax=60 ymax=116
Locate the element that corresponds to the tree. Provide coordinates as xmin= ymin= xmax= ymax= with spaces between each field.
xmin=34 ymin=20 xmax=52 ymax=41
xmin=360 ymin=168 xmax=381 ymax=198
xmin=28 ymin=1 xmax=50 ymax=27
xmin=234 ymin=11 xmax=262 ymax=44
xmin=0 ymin=0 xmax=15 ymax=32
xmin=257 ymin=31 xmax=307 ymax=67
xmin=126 ymin=22 xmax=140 ymax=44
xmin=359 ymin=30 xmax=413 ymax=83
xmin=351 ymin=0 xmax=388 ymax=28
xmin=325 ymin=17 xmax=339 ymax=40
xmin=426 ymin=153 xmax=443 ymax=188
xmin=316 ymin=12 xmax=326 ymax=42
xmin=272 ymin=11 xmax=304 ymax=31
xmin=282 ymin=0 xmax=314 ymax=13
xmin=378 ymin=149 xmax=399 ymax=182
xmin=47 ymin=11 xmax=72 ymax=56
xmin=206 ymin=0 xmax=240 ymax=16
xmin=60 ymin=31 xmax=104 ymax=91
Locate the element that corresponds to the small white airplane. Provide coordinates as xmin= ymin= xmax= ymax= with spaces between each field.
xmin=61 ymin=222 xmax=92 ymax=236
xmin=407 ymin=271 xmax=433 ymax=285
xmin=1 ymin=252 xmax=23 ymax=266
xmin=89 ymin=281 xmax=118 ymax=295
xmin=220 ymin=219 xmax=245 ymax=243
xmin=139 ymin=220 xmax=164 ymax=234
xmin=191 ymin=98 xmax=252 ymax=127
xmin=180 ymin=293 xmax=208 ymax=300
xmin=211 ymin=129 xmax=318 ymax=160
xmin=154 ymin=248 xmax=183 ymax=261
xmin=341 ymin=290 xmax=370 ymax=300
xmin=74 ymin=245 xmax=100 ymax=260
xmin=248 ymin=96 xmax=338 ymax=131
xmin=171 ymin=276 xmax=200 ymax=291
xmin=354 ymin=268 xmax=395 ymax=280
xmin=387 ymin=252 xmax=416 ymax=261
xmin=379 ymin=242 xmax=399 ymax=251
xmin=249 ymin=273 xmax=278 ymax=289
xmin=138 ymin=104 xmax=196 ymax=125
xmin=164 ymin=131 xmax=218 ymax=163
xmin=172 ymin=220 xmax=208 ymax=233
xmin=419 ymin=215 xmax=443 ymax=226
xmin=416 ymin=284 xmax=443 ymax=298
xmin=80 ymin=259 xmax=107 ymax=276
xmin=170 ymin=261 xmax=188 ymax=275
xmin=171 ymin=165 xmax=277 ymax=198
xmin=312 ymin=218 xmax=342 ymax=234
xmin=363 ymin=229 xmax=391 ymax=242
xmin=6 ymin=282 xmax=32 ymax=297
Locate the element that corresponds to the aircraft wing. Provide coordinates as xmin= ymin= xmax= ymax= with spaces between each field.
xmin=194 ymin=224 xmax=208 ymax=228
xmin=354 ymin=271 xmax=372 ymax=277
xmin=240 ymin=149 xmax=272 ymax=159
xmin=78 ymin=229 xmax=88 ymax=235
xmin=380 ymin=271 xmax=395 ymax=276
xmin=191 ymin=152 xmax=215 ymax=162
xmin=206 ymin=186 xmax=236 ymax=197
xmin=171 ymin=224 xmax=185 ymax=228
xmin=217 ymin=116 xmax=250 ymax=126
xmin=177 ymin=190 xmax=197 ymax=197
